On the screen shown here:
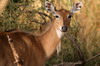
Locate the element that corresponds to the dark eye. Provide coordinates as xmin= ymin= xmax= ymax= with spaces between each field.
xmin=67 ymin=15 xmax=72 ymax=18
xmin=55 ymin=16 xmax=59 ymax=18
xmin=55 ymin=15 xmax=60 ymax=18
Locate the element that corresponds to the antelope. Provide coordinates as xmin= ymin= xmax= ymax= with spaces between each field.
xmin=0 ymin=1 xmax=82 ymax=66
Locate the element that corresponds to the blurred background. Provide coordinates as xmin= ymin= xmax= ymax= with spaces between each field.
xmin=0 ymin=0 xmax=100 ymax=66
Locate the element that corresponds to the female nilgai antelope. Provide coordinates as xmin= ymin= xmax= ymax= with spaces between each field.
xmin=0 ymin=1 xmax=82 ymax=66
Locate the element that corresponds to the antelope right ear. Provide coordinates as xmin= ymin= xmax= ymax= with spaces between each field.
xmin=70 ymin=2 xmax=83 ymax=14
xmin=45 ymin=1 xmax=56 ymax=14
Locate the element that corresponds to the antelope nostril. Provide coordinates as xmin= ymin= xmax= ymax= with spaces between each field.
xmin=61 ymin=26 xmax=67 ymax=32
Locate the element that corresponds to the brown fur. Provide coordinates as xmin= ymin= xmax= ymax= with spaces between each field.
xmin=0 ymin=31 xmax=46 ymax=66
xmin=0 ymin=9 xmax=71 ymax=66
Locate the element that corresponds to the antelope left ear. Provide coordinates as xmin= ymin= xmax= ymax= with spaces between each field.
xmin=45 ymin=1 xmax=56 ymax=14
xmin=70 ymin=2 xmax=83 ymax=14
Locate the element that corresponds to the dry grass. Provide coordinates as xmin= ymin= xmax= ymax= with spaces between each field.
xmin=77 ymin=0 xmax=100 ymax=56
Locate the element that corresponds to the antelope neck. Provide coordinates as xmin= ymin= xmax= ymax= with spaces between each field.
xmin=40 ymin=22 xmax=63 ymax=58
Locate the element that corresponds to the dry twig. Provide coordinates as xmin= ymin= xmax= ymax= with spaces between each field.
xmin=7 ymin=35 xmax=23 ymax=66
xmin=86 ymin=53 xmax=100 ymax=62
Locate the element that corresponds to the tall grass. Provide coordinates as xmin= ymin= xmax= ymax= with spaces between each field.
xmin=75 ymin=0 xmax=100 ymax=58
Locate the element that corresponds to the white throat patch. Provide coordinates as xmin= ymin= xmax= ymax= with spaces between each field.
xmin=56 ymin=29 xmax=63 ymax=38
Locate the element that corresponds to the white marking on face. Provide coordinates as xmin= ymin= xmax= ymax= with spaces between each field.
xmin=56 ymin=27 xmax=63 ymax=38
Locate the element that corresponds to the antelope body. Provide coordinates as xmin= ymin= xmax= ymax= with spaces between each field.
xmin=0 ymin=1 xmax=82 ymax=66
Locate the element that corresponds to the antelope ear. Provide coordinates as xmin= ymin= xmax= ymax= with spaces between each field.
xmin=45 ymin=1 xmax=56 ymax=14
xmin=70 ymin=2 xmax=83 ymax=14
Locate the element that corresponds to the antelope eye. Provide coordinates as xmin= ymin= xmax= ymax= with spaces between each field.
xmin=55 ymin=15 xmax=60 ymax=18
xmin=67 ymin=15 xmax=72 ymax=18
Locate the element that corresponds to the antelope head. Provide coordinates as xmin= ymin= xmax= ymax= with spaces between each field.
xmin=45 ymin=1 xmax=83 ymax=34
